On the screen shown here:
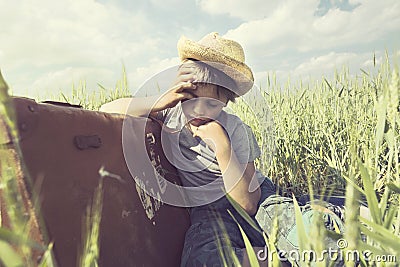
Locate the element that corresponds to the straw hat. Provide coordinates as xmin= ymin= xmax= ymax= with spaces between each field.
xmin=177 ymin=32 xmax=254 ymax=96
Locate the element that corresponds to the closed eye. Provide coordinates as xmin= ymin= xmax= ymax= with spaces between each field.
xmin=207 ymin=100 xmax=225 ymax=108
xmin=208 ymin=103 xmax=218 ymax=108
xmin=181 ymin=89 xmax=226 ymax=107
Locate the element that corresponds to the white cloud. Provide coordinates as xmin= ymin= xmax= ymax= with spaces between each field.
xmin=5 ymin=1 xmax=95 ymax=65
xmin=312 ymin=8 xmax=350 ymax=35
xmin=129 ymin=57 xmax=181 ymax=96
xmin=348 ymin=0 xmax=361 ymax=5
xmin=24 ymin=56 xmax=183 ymax=99
xmin=30 ymin=67 xmax=115 ymax=97
xmin=253 ymin=51 xmax=378 ymax=88
xmin=362 ymin=56 xmax=382 ymax=68
xmin=294 ymin=52 xmax=358 ymax=75
xmin=1 ymin=0 xmax=398 ymax=98
xmin=298 ymin=51 xmax=381 ymax=82
xmin=222 ymin=1 xmax=318 ymax=54
xmin=197 ymin=0 xmax=281 ymax=20
xmin=0 ymin=0 xmax=160 ymax=94
xmin=222 ymin=0 xmax=400 ymax=54
xmin=150 ymin=0 xmax=186 ymax=8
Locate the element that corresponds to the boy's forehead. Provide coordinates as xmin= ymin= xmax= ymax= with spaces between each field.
xmin=195 ymin=84 xmax=217 ymax=96
xmin=193 ymin=84 xmax=228 ymax=103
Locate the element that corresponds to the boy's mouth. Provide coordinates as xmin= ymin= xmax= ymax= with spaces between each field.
xmin=188 ymin=117 xmax=210 ymax=126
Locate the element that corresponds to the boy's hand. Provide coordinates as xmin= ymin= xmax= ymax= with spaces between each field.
xmin=154 ymin=65 xmax=197 ymax=111
xmin=192 ymin=121 xmax=231 ymax=154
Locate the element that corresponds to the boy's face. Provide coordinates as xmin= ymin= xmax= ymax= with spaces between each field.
xmin=181 ymin=84 xmax=227 ymax=127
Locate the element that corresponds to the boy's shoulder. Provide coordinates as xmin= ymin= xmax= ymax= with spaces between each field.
xmin=219 ymin=110 xmax=254 ymax=136
xmin=219 ymin=111 xmax=238 ymax=125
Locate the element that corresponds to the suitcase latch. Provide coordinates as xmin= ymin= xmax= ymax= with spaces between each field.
xmin=74 ymin=135 xmax=102 ymax=150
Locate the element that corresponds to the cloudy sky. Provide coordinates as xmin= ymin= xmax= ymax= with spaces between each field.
xmin=1 ymin=0 xmax=399 ymax=98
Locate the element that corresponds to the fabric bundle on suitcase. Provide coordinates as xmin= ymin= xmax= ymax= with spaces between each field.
xmin=0 ymin=96 xmax=190 ymax=266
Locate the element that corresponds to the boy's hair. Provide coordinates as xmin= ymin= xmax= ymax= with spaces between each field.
xmin=180 ymin=59 xmax=238 ymax=103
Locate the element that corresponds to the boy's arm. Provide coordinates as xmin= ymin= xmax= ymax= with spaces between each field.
xmin=193 ymin=122 xmax=261 ymax=215
xmin=99 ymin=65 xmax=197 ymax=117
xmin=99 ymin=95 xmax=163 ymax=117
xmin=217 ymin=150 xmax=261 ymax=216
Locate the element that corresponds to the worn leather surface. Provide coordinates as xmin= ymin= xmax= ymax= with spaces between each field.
xmin=1 ymin=97 xmax=190 ymax=267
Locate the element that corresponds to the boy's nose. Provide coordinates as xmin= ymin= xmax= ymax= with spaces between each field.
xmin=193 ymin=99 xmax=206 ymax=116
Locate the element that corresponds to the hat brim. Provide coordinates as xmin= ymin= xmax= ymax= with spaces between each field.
xmin=177 ymin=36 xmax=254 ymax=96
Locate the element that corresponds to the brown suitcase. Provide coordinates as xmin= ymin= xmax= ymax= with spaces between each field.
xmin=0 ymin=95 xmax=190 ymax=266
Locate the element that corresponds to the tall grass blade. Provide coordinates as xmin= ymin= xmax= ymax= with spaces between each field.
xmin=375 ymin=88 xmax=388 ymax=167
xmin=0 ymin=228 xmax=44 ymax=250
xmin=292 ymin=195 xmax=310 ymax=265
xmin=383 ymin=205 xmax=397 ymax=230
xmin=0 ymin=240 xmax=24 ymax=267
xmin=359 ymin=217 xmax=400 ymax=254
xmin=38 ymin=242 xmax=55 ymax=267
xmin=228 ymin=210 xmax=260 ymax=267
xmin=225 ymin=193 xmax=262 ymax=234
xmin=79 ymin=170 xmax=104 ymax=267
xmin=386 ymin=182 xmax=400 ymax=194
xmin=212 ymin=210 xmax=241 ymax=267
xmin=358 ymin=161 xmax=382 ymax=224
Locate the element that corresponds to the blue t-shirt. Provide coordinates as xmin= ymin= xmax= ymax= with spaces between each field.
xmin=157 ymin=102 xmax=265 ymax=206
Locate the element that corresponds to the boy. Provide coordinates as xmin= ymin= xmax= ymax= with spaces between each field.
xmin=101 ymin=32 xmax=273 ymax=266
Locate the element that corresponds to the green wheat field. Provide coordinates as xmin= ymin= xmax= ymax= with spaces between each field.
xmin=0 ymin=54 xmax=399 ymax=266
